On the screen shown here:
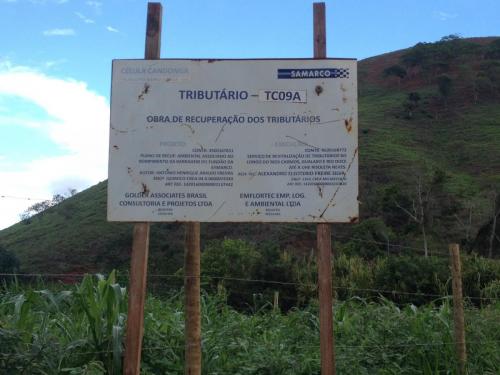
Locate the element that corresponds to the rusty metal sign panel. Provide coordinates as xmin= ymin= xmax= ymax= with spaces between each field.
xmin=108 ymin=59 xmax=358 ymax=222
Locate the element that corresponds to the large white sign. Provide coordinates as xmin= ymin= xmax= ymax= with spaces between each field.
xmin=108 ymin=59 xmax=358 ymax=222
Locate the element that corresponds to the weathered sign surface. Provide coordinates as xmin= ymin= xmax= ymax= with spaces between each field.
xmin=108 ymin=59 xmax=358 ymax=222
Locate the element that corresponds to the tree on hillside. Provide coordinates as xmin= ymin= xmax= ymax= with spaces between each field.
xmin=400 ymin=36 xmax=483 ymax=83
xmin=345 ymin=218 xmax=395 ymax=258
xmin=487 ymin=191 xmax=500 ymax=258
xmin=480 ymin=60 xmax=500 ymax=93
xmin=394 ymin=175 xmax=431 ymax=256
xmin=383 ymin=65 xmax=407 ymax=88
xmin=473 ymin=190 xmax=500 ymax=258
xmin=20 ymin=188 xmax=78 ymax=223
xmin=389 ymin=169 xmax=459 ymax=257
xmin=457 ymin=208 xmax=473 ymax=244
xmin=401 ymin=43 xmax=428 ymax=69
xmin=485 ymin=39 xmax=500 ymax=59
xmin=402 ymin=92 xmax=421 ymax=119
xmin=401 ymin=42 xmax=452 ymax=81
xmin=440 ymin=34 xmax=461 ymax=42
xmin=0 ymin=245 xmax=20 ymax=276
xmin=437 ymin=74 xmax=453 ymax=107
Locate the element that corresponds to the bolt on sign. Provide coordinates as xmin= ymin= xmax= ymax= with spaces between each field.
xmin=108 ymin=59 xmax=358 ymax=222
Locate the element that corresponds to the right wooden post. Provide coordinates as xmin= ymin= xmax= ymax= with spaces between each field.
xmin=314 ymin=3 xmax=336 ymax=375
xmin=449 ymin=243 xmax=467 ymax=375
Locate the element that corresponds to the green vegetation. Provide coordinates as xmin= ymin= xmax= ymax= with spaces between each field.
xmin=0 ymin=273 xmax=125 ymax=374
xmin=1 ymin=275 xmax=499 ymax=374
xmin=0 ymin=245 xmax=19 ymax=276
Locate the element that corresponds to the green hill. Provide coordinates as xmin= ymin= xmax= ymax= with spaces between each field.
xmin=1 ymin=36 xmax=499 ymax=274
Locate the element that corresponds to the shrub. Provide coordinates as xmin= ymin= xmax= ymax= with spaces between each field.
xmin=201 ymin=239 xmax=262 ymax=309
xmin=374 ymin=256 xmax=449 ymax=305
xmin=334 ymin=253 xmax=375 ymax=300
xmin=461 ymin=254 xmax=500 ymax=304
xmin=343 ymin=218 xmax=395 ymax=259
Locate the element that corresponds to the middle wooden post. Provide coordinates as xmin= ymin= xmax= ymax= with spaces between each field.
xmin=185 ymin=221 xmax=201 ymax=375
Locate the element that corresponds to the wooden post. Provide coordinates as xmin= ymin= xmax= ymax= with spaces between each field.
xmin=317 ymin=223 xmax=335 ymax=375
xmin=273 ymin=291 xmax=280 ymax=312
xmin=185 ymin=222 xmax=201 ymax=375
xmin=124 ymin=224 xmax=150 ymax=375
xmin=449 ymin=243 xmax=467 ymax=375
xmin=123 ymin=3 xmax=162 ymax=375
xmin=314 ymin=3 xmax=336 ymax=375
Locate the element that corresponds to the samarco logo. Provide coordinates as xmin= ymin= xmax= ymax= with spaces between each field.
xmin=278 ymin=68 xmax=349 ymax=79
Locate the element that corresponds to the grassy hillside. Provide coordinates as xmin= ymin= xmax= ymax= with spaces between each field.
xmin=1 ymin=36 xmax=499 ymax=273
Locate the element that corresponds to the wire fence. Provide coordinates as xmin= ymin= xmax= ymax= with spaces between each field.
xmin=1 ymin=219 xmax=486 ymax=260
xmin=1 ymin=271 xmax=499 ymax=302
xmin=0 ymin=194 xmax=50 ymax=201
xmin=2 ymin=339 xmax=499 ymax=359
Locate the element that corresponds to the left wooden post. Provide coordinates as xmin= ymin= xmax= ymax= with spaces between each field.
xmin=123 ymin=3 xmax=162 ymax=375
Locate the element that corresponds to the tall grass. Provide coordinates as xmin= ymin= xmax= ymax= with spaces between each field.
xmin=0 ymin=272 xmax=125 ymax=374
xmin=1 ymin=276 xmax=499 ymax=374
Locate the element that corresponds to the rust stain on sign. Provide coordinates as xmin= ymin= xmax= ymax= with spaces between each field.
xmin=344 ymin=117 xmax=353 ymax=133
xmin=315 ymin=85 xmax=323 ymax=96
xmin=317 ymin=185 xmax=324 ymax=198
xmin=141 ymin=182 xmax=150 ymax=196
xmin=215 ymin=123 xmax=226 ymax=142
xmin=349 ymin=216 xmax=359 ymax=223
xmin=138 ymin=83 xmax=150 ymax=101
xmin=110 ymin=124 xmax=128 ymax=134
xmin=180 ymin=123 xmax=195 ymax=134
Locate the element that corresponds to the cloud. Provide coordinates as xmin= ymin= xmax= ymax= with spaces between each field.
xmin=43 ymin=28 xmax=76 ymax=36
xmin=43 ymin=59 xmax=68 ymax=69
xmin=75 ymin=11 xmax=95 ymax=24
xmin=433 ymin=11 xmax=458 ymax=21
xmin=0 ymin=62 xmax=109 ymax=229
xmin=86 ymin=0 xmax=102 ymax=12
xmin=106 ymin=25 xmax=119 ymax=33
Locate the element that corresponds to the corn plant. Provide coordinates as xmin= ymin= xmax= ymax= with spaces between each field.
xmin=74 ymin=270 xmax=126 ymax=374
